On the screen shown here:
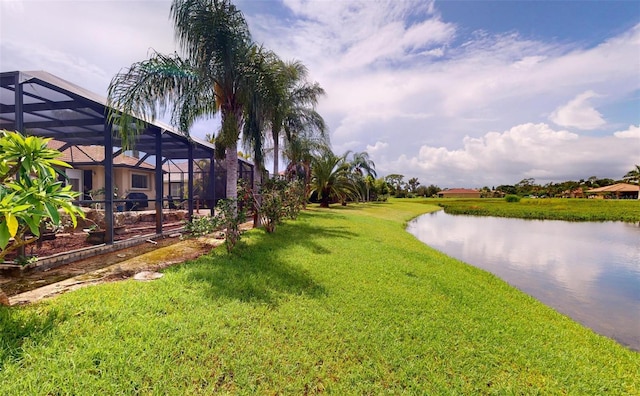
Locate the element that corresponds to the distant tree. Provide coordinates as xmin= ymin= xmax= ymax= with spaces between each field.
xmin=496 ymin=185 xmax=516 ymax=195
xmin=479 ymin=186 xmax=492 ymax=198
xmin=623 ymin=164 xmax=640 ymax=200
xmin=515 ymin=178 xmax=536 ymax=196
xmin=347 ymin=151 xmax=376 ymax=202
xmin=371 ymin=177 xmax=390 ymax=199
xmin=425 ymin=184 xmax=441 ymax=197
xmin=384 ymin=174 xmax=405 ymax=195
xmin=586 ymin=176 xmax=598 ymax=187
xmin=596 ymin=178 xmax=615 ymax=187
xmin=407 ymin=177 xmax=420 ymax=193
xmin=415 ymin=185 xmax=428 ymax=197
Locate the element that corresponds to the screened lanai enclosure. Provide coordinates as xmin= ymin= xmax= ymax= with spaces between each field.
xmin=0 ymin=70 xmax=254 ymax=247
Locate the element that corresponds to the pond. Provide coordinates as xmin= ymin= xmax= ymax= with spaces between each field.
xmin=407 ymin=210 xmax=640 ymax=351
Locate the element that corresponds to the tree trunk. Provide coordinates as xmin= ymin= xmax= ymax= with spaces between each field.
xmin=253 ymin=165 xmax=262 ymax=228
xmin=225 ymin=142 xmax=239 ymax=214
xmin=272 ymin=133 xmax=279 ymax=178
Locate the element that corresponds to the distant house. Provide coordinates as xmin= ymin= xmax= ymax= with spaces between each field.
xmin=562 ymin=188 xmax=585 ymax=198
xmin=49 ymin=140 xmax=158 ymax=209
xmin=586 ymin=183 xmax=639 ymax=199
xmin=437 ymin=188 xmax=481 ymax=198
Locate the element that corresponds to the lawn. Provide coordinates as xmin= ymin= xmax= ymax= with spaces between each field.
xmin=429 ymin=197 xmax=640 ymax=222
xmin=1 ymin=200 xmax=638 ymax=394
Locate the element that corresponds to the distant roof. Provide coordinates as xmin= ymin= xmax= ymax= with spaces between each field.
xmin=586 ymin=183 xmax=639 ymax=193
xmin=0 ymin=70 xmax=222 ymax=161
xmin=440 ymin=188 xmax=480 ymax=194
xmin=48 ymin=139 xmax=155 ymax=170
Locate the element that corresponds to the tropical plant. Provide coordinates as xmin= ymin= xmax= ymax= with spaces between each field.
xmin=623 ymin=164 xmax=640 ymax=200
xmin=107 ymin=0 xmax=256 ymax=215
xmin=270 ymin=61 xmax=326 ymax=177
xmin=309 ymin=151 xmax=357 ymax=208
xmin=346 ymin=151 xmax=376 ymax=202
xmin=241 ymin=46 xmax=280 ymax=194
xmin=283 ymin=127 xmax=330 ymax=208
xmin=0 ymin=130 xmax=84 ymax=262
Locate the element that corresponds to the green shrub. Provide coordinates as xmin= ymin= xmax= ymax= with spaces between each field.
xmin=505 ymin=194 xmax=521 ymax=202
xmin=183 ymin=215 xmax=219 ymax=237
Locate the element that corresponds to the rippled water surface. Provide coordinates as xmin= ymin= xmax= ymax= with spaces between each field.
xmin=407 ymin=211 xmax=640 ymax=351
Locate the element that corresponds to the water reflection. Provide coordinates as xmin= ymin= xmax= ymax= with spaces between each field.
xmin=407 ymin=211 xmax=640 ymax=351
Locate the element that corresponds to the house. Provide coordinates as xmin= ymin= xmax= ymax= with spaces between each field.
xmin=586 ymin=183 xmax=639 ymax=199
xmin=48 ymin=140 xmax=158 ymax=209
xmin=437 ymin=188 xmax=482 ymax=198
xmin=562 ymin=188 xmax=585 ymax=198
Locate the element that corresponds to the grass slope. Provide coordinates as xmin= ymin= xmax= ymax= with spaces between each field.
xmin=1 ymin=201 xmax=638 ymax=394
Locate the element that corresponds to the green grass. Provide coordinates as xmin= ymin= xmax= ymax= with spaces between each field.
xmin=1 ymin=201 xmax=638 ymax=394
xmin=428 ymin=197 xmax=640 ymax=222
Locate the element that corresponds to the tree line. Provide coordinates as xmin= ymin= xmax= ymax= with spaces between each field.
xmin=372 ymin=166 xmax=640 ymax=199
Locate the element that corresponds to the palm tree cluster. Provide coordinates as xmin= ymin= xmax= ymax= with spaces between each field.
xmin=107 ymin=0 xmax=328 ymax=213
xmin=308 ymin=150 xmax=378 ymax=207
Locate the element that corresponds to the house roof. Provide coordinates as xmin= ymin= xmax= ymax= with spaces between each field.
xmin=0 ymin=70 xmax=220 ymax=161
xmin=586 ymin=183 xmax=639 ymax=193
xmin=439 ymin=188 xmax=480 ymax=194
xmin=48 ymin=139 xmax=155 ymax=170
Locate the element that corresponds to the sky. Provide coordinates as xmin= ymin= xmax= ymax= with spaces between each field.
xmin=1 ymin=0 xmax=639 ymax=188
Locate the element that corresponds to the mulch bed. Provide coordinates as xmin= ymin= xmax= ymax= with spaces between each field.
xmin=4 ymin=220 xmax=184 ymax=262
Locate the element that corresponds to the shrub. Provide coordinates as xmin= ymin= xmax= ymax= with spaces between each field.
xmin=257 ymin=179 xmax=306 ymax=233
xmin=260 ymin=189 xmax=283 ymax=233
xmin=215 ymin=197 xmax=248 ymax=253
xmin=505 ymin=194 xmax=521 ymax=203
xmin=283 ymin=180 xmax=305 ymax=220
xmin=183 ymin=215 xmax=219 ymax=237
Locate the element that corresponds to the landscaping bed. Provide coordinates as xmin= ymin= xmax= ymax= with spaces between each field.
xmin=0 ymin=219 xmax=186 ymax=297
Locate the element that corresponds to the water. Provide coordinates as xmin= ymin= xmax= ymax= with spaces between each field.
xmin=407 ymin=211 xmax=640 ymax=351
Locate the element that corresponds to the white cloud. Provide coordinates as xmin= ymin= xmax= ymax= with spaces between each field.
xmin=366 ymin=141 xmax=389 ymax=154
xmin=549 ymin=91 xmax=606 ymax=130
xmin=381 ymin=123 xmax=636 ymax=187
xmin=1 ymin=1 xmax=638 ymax=187
xmin=614 ymin=124 xmax=640 ymax=139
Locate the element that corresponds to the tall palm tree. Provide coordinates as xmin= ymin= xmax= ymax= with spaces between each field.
xmin=309 ymin=150 xmax=357 ymax=208
xmin=269 ymin=60 xmax=326 ymax=177
xmin=623 ymin=164 xmax=640 ymax=200
xmin=241 ymin=46 xmax=279 ymax=193
xmin=107 ymin=0 xmax=254 ymax=213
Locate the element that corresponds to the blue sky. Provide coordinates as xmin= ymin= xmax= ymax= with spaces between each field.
xmin=1 ymin=0 xmax=639 ymax=188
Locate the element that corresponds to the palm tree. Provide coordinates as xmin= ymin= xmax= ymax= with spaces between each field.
xmin=107 ymin=0 xmax=255 ymax=213
xmin=623 ymin=164 xmax=640 ymax=200
xmin=283 ymin=127 xmax=330 ymax=207
xmin=241 ymin=46 xmax=279 ymax=193
xmin=347 ymin=151 xmax=376 ymax=201
xmin=269 ymin=60 xmax=326 ymax=177
xmin=309 ymin=150 xmax=357 ymax=208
